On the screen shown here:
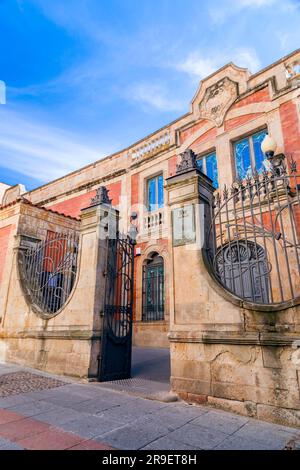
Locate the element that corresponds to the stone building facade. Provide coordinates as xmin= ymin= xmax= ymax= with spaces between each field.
xmin=1 ymin=49 xmax=300 ymax=427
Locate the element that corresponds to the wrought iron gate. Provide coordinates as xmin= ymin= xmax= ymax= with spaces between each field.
xmin=99 ymin=234 xmax=135 ymax=382
xmin=205 ymin=157 xmax=300 ymax=306
xmin=19 ymin=232 xmax=79 ymax=316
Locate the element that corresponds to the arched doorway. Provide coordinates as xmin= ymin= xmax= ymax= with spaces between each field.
xmin=142 ymin=253 xmax=165 ymax=322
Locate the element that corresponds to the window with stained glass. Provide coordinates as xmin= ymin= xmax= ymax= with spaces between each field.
xmin=197 ymin=152 xmax=219 ymax=188
xmin=234 ymin=129 xmax=268 ymax=180
xmin=147 ymin=174 xmax=164 ymax=212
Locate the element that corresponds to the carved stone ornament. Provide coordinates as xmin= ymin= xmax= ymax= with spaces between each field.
xmin=90 ymin=186 xmax=112 ymax=207
xmin=199 ymin=77 xmax=238 ymax=127
xmin=176 ymin=149 xmax=198 ymax=175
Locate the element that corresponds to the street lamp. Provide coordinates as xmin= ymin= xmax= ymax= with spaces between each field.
xmin=261 ymin=134 xmax=285 ymax=175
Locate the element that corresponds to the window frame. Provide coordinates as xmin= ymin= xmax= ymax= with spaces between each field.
xmin=146 ymin=173 xmax=164 ymax=212
xmin=196 ymin=149 xmax=218 ymax=188
xmin=232 ymin=127 xmax=268 ymax=180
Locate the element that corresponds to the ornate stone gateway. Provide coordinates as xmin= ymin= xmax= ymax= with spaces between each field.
xmin=99 ymin=234 xmax=135 ymax=382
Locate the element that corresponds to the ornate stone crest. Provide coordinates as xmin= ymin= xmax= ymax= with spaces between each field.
xmin=176 ymin=149 xmax=198 ymax=175
xmin=90 ymin=186 xmax=112 ymax=207
xmin=199 ymin=77 xmax=238 ymax=127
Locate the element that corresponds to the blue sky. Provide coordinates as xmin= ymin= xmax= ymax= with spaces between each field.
xmin=0 ymin=0 xmax=300 ymax=190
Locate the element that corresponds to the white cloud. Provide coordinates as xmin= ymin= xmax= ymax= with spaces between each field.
xmin=176 ymin=54 xmax=218 ymax=80
xmin=126 ymin=83 xmax=186 ymax=113
xmin=239 ymin=0 xmax=277 ymax=6
xmin=175 ymin=47 xmax=261 ymax=80
xmin=208 ymin=0 xmax=284 ymax=24
xmin=233 ymin=48 xmax=261 ymax=72
xmin=0 ymin=107 xmax=103 ymax=184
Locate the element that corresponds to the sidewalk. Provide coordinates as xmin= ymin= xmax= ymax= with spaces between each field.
xmin=0 ymin=361 xmax=299 ymax=450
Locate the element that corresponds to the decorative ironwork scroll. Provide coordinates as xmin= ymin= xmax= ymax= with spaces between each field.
xmin=205 ymin=158 xmax=300 ymax=306
xmin=99 ymin=233 xmax=135 ymax=382
xmin=19 ymin=232 xmax=79 ymax=315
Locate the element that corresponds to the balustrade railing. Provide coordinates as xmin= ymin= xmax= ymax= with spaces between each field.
xmin=131 ymin=132 xmax=171 ymax=162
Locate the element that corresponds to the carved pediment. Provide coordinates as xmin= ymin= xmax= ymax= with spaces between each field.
xmin=199 ymin=77 xmax=238 ymax=127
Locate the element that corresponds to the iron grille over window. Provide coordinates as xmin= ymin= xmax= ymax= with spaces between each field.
xmin=142 ymin=253 xmax=164 ymax=321
xmin=19 ymin=232 xmax=79 ymax=316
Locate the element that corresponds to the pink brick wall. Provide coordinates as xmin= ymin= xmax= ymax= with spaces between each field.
xmin=0 ymin=225 xmax=12 ymax=284
xmin=48 ymin=181 xmax=122 ymax=218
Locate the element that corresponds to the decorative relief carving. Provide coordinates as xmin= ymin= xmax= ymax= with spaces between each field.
xmin=285 ymin=60 xmax=300 ymax=85
xmin=176 ymin=149 xmax=198 ymax=175
xmin=90 ymin=186 xmax=112 ymax=207
xmin=199 ymin=77 xmax=238 ymax=127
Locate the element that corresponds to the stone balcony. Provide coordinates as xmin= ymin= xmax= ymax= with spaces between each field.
xmin=141 ymin=208 xmax=167 ymax=239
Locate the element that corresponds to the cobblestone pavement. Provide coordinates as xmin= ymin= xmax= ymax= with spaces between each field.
xmin=0 ymin=360 xmax=299 ymax=450
xmin=0 ymin=371 xmax=65 ymax=398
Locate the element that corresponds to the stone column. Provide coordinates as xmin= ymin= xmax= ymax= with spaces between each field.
xmin=79 ymin=187 xmax=119 ymax=379
xmin=165 ymin=149 xmax=215 ymax=328
xmin=165 ymin=149 xmax=244 ymax=403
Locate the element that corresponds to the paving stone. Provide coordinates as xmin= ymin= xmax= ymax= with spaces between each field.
xmin=61 ymin=414 xmax=125 ymax=439
xmin=0 ymin=437 xmax=24 ymax=450
xmin=37 ymin=392 xmax=90 ymax=407
xmin=214 ymin=435 xmax=271 ymax=450
xmin=6 ymin=400 xmax=58 ymax=417
xmin=167 ymin=423 xmax=228 ymax=450
xmin=17 ymin=428 xmax=84 ymax=450
xmin=191 ymin=409 xmax=249 ymax=434
xmin=59 ymin=384 xmax=106 ymax=399
xmin=98 ymin=420 xmax=169 ymax=450
xmin=69 ymin=439 xmax=115 ymax=450
xmin=0 ymin=417 xmax=50 ymax=441
xmin=141 ymin=436 xmax=200 ymax=451
xmin=98 ymin=402 xmax=169 ymax=426
xmin=69 ymin=399 xmax=123 ymax=414
xmin=0 ymin=394 xmax=35 ymax=409
xmin=0 ymin=409 xmax=26 ymax=425
xmin=234 ymin=421 xmax=297 ymax=449
xmin=33 ymin=406 xmax=90 ymax=426
xmin=143 ymin=408 xmax=205 ymax=432
xmin=151 ymin=403 xmax=209 ymax=421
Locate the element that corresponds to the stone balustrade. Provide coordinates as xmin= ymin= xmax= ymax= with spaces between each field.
xmin=142 ymin=208 xmax=165 ymax=235
xmin=131 ymin=132 xmax=172 ymax=162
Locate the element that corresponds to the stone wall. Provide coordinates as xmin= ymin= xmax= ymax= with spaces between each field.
xmin=166 ymin=168 xmax=300 ymax=428
xmin=0 ymin=200 xmax=114 ymax=379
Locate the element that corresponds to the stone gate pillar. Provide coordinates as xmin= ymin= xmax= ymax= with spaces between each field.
xmin=80 ymin=187 xmax=119 ymax=379
xmin=166 ymin=149 xmax=214 ymax=328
